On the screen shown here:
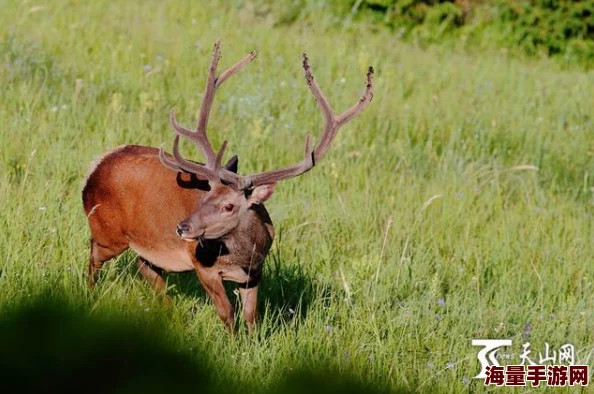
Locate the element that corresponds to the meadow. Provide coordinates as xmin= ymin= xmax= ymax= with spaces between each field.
xmin=1 ymin=1 xmax=593 ymax=392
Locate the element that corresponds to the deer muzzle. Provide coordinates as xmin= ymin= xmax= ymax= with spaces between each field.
xmin=175 ymin=223 xmax=204 ymax=241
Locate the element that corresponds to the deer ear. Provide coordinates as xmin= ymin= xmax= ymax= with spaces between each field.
xmin=223 ymin=155 xmax=238 ymax=173
xmin=248 ymin=183 xmax=276 ymax=205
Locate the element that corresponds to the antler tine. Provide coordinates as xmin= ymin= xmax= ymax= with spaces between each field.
xmin=170 ymin=135 xmax=218 ymax=180
xmin=194 ymin=41 xmax=258 ymax=168
xmin=216 ymin=51 xmax=258 ymax=88
xmin=241 ymin=134 xmax=315 ymax=188
xmin=214 ymin=141 xmax=228 ymax=172
xmin=302 ymin=53 xmax=335 ymax=122
xmin=159 ymin=144 xmax=183 ymax=173
xmin=170 ymin=109 xmax=196 ymax=139
xmin=192 ymin=40 xmax=223 ymax=167
xmin=302 ymin=53 xmax=335 ymax=163
xmin=302 ymin=53 xmax=374 ymax=163
xmin=336 ymin=66 xmax=374 ymax=126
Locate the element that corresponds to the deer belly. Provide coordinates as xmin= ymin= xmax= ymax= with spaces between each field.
xmin=129 ymin=243 xmax=195 ymax=272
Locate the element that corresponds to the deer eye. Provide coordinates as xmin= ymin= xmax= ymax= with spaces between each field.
xmin=222 ymin=203 xmax=234 ymax=213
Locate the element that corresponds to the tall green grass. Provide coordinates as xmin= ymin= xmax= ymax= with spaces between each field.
xmin=1 ymin=1 xmax=593 ymax=392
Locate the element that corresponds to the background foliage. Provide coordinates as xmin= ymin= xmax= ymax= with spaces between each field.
xmin=1 ymin=0 xmax=594 ymax=393
xmin=265 ymin=0 xmax=594 ymax=68
xmin=496 ymin=0 xmax=594 ymax=62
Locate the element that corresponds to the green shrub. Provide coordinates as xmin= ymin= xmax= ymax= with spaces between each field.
xmin=495 ymin=0 xmax=594 ymax=62
xmin=253 ymin=0 xmax=594 ymax=66
xmin=347 ymin=0 xmax=594 ymax=66
xmin=357 ymin=0 xmax=466 ymax=32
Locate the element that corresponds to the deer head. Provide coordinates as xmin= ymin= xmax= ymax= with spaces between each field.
xmin=159 ymin=40 xmax=374 ymax=241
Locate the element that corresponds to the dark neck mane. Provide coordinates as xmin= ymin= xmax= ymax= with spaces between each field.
xmin=194 ymin=204 xmax=274 ymax=271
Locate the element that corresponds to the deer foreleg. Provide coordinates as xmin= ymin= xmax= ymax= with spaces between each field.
xmin=239 ymin=286 xmax=258 ymax=334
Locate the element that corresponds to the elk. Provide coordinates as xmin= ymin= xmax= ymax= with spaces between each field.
xmin=83 ymin=41 xmax=373 ymax=332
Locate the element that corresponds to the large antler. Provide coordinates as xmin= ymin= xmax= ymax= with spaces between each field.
xmin=159 ymin=40 xmax=256 ymax=181
xmin=303 ymin=54 xmax=374 ymax=163
xmin=161 ymin=41 xmax=374 ymax=190
xmin=233 ymin=53 xmax=374 ymax=189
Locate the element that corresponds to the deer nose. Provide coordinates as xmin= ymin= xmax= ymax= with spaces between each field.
xmin=176 ymin=223 xmax=191 ymax=237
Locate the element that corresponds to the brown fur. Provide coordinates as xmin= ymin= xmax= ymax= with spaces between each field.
xmin=83 ymin=145 xmax=273 ymax=332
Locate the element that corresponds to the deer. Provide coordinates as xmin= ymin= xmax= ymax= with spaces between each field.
xmin=82 ymin=41 xmax=373 ymax=333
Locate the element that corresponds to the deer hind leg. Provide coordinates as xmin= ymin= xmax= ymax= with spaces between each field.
xmin=88 ymin=239 xmax=127 ymax=289
xmin=135 ymin=257 xmax=172 ymax=307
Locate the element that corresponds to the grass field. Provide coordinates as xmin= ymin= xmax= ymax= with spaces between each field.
xmin=1 ymin=1 xmax=594 ymax=392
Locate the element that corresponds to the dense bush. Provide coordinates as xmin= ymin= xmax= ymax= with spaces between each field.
xmin=272 ymin=0 xmax=594 ymax=66
xmin=496 ymin=0 xmax=594 ymax=62
xmin=360 ymin=0 xmax=466 ymax=27
xmin=354 ymin=0 xmax=594 ymax=65
xmin=351 ymin=0 xmax=467 ymax=37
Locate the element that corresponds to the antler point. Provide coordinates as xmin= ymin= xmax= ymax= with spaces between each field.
xmin=302 ymin=53 xmax=311 ymax=68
